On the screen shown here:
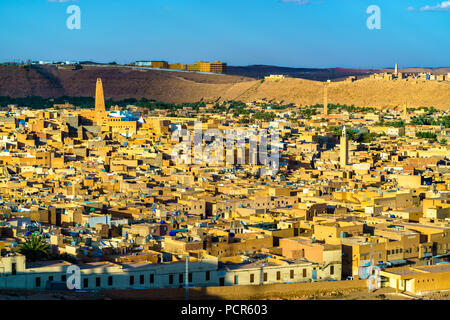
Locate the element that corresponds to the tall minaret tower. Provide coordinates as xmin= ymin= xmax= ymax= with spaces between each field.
xmin=95 ymin=78 xmax=106 ymax=125
xmin=395 ymin=63 xmax=398 ymax=75
xmin=340 ymin=126 xmax=349 ymax=168
xmin=323 ymin=83 xmax=328 ymax=116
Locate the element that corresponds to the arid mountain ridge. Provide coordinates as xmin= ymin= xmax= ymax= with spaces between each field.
xmin=0 ymin=64 xmax=448 ymax=109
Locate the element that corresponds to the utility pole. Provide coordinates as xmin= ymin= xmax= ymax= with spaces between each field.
xmin=368 ymin=242 xmax=374 ymax=293
xmin=185 ymin=255 xmax=189 ymax=301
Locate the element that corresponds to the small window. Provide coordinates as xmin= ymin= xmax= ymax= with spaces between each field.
xmin=129 ymin=276 xmax=134 ymax=285
xmin=303 ymin=269 xmax=307 ymax=277
xmin=150 ymin=274 xmax=154 ymax=283
xmin=205 ymin=271 xmax=210 ymax=281
xmin=169 ymin=274 xmax=174 ymax=284
xmin=96 ymin=277 xmax=101 ymax=287
xmin=250 ymin=274 xmax=255 ymax=283
xmin=263 ymin=273 xmax=268 ymax=282
xmin=234 ymin=275 xmax=238 ymax=285
xmin=36 ymin=277 xmax=41 ymax=287
xmin=108 ymin=276 xmax=113 ymax=286
xmin=83 ymin=278 xmax=88 ymax=288
xmin=140 ymin=275 xmax=144 ymax=284
xmin=179 ymin=274 xmax=184 ymax=283
xmin=61 ymin=275 xmax=66 ymax=282
xmin=330 ymin=266 xmax=334 ymax=275
xmin=290 ymin=270 xmax=294 ymax=279
xmin=277 ymin=271 xmax=281 ymax=281
xmin=49 ymin=276 xmax=53 ymax=281
xmin=11 ymin=263 xmax=16 ymax=276
xmin=189 ymin=273 xmax=193 ymax=283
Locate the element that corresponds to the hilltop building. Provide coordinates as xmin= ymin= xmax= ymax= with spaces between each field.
xmin=134 ymin=60 xmax=226 ymax=73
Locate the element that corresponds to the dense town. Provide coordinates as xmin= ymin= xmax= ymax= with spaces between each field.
xmin=0 ymin=77 xmax=449 ymax=297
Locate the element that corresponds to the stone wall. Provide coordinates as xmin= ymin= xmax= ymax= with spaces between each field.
xmin=104 ymin=279 xmax=367 ymax=300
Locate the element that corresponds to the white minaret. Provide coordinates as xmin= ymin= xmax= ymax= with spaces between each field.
xmin=340 ymin=126 xmax=349 ymax=168
xmin=395 ymin=63 xmax=398 ymax=75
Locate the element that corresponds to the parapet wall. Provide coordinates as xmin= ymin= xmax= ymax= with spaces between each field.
xmin=104 ymin=280 xmax=368 ymax=300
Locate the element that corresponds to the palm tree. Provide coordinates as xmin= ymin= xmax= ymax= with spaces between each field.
xmin=18 ymin=235 xmax=49 ymax=262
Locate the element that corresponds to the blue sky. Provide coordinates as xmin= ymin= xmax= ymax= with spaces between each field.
xmin=0 ymin=0 xmax=449 ymax=68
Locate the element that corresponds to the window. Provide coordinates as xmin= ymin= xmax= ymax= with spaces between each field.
xmin=61 ymin=275 xmax=66 ymax=282
xmin=11 ymin=263 xmax=16 ymax=275
xmin=277 ymin=271 xmax=281 ymax=281
xmin=129 ymin=276 xmax=134 ymax=285
xmin=150 ymin=274 xmax=154 ymax=283
xmin=169 ymin=274 xmax=174 ymax=284
xmin=108 ymin=276 xmax=113 ymax=286
xmin=205 ymin=271 xmax=210 ymax=281
xmin=263 ymin=273 xmax=268 ymax=282
xmin=250 ymin=274 xmax=255 ymax=283
xmin=179 ymin=274 xmax=184 ymax=283
xmin=234 ymin=275 xmax=238 ymax=285
xmin=140 ymin=275 xmax=144 ymax=285
xmin=189 ymin=273 xmax=193 ymax=283
xmin=303 ymin=269 xmax=307 ymax=277
xmin=36 ymin=277 xmax=41 ymax=287
xmin=49 ymin=276 xmax=53 ymax=281
xmin=330 ymin=266 xmax=334 ymax=275
xmin=290 ymin=270 xmax=294 ymax=279
xmin=387 ymin=250 xmax=390 ymax=255
xmin=96 ymin=277 xmax=101 ymax=287
xmin=83 ymin=278 xmax=88 ymax=288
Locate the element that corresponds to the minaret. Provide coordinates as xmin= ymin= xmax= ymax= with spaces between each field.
xmin=395 ymin=63 xmax=398 ymax=75
xmin=323 ymin=83 xmax=328 ymax=116
xmin=95 ymin=78 xmax=106 ymax=125
xmin=340 ymin=126 xmax=349 ymax=168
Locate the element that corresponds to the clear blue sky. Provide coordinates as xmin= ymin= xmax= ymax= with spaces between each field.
xmin=0 ymin=0 xmax=449 ymax=68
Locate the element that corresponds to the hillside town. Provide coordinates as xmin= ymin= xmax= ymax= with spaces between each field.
xmin=0 ymin=77 xmax=448 ymax=298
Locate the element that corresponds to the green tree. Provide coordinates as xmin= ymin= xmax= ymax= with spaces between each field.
xmin=18 ymin=235 xmax=49 ymax=262
xmin=440 ymin=138 xmax=448 ymax=145
xmin=416 ymin=131 xmax=437 ymax=141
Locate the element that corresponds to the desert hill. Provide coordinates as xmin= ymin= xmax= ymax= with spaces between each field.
xmin=235 ymin=77 xmax=450 ymax=109
xmin=0 ymin=65 xmax=448 ymax=109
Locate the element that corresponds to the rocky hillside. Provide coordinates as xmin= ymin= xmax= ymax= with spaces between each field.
xmin=0 ymin=65 xmax=448 ymax=109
